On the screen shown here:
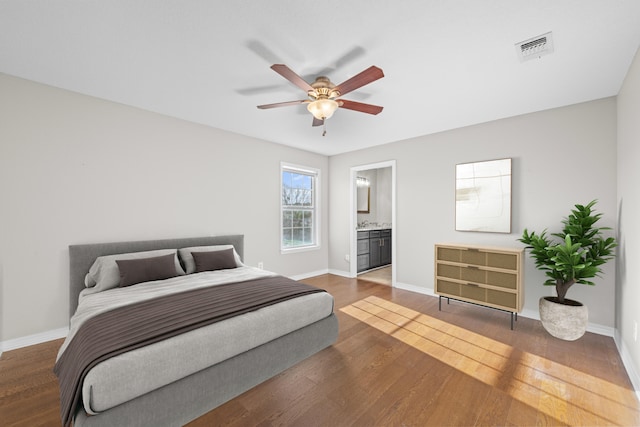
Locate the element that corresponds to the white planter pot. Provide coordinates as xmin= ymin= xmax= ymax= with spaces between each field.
xmin=538 ymin=296 xmax=588 ymax=341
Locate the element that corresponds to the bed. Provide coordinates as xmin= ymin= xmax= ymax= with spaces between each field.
xmin=56 ymin=235 xmax=339 ymax=427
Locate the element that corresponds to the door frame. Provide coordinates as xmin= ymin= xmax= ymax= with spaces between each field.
xmin=349 ymin=160 xmax=396 ymax=285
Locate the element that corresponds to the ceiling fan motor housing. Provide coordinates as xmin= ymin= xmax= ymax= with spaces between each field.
xmin=309 ymin=77 xmax=340 ymax=101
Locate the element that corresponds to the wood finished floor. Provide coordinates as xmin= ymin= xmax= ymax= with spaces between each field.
xmin=1 ymin=274 xmax=638 ymax=426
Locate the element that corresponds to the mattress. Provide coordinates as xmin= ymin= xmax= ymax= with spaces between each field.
xmin=57 ymin=266 xmax=334 ymax=415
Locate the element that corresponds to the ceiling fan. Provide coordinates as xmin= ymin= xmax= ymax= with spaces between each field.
xmin=257 ymin=64 xmax=384 ymax=131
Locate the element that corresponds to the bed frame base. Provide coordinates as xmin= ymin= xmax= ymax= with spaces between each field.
xmin=74 ymin=313 xmax=338 ymax=426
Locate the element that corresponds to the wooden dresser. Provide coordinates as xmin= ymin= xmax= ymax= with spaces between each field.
xmin=434 ymin=243 xmax=524 ymax=328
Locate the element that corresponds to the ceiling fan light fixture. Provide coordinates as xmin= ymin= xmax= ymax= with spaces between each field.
xmin=307 ymin=98 xmax=339 ymax=120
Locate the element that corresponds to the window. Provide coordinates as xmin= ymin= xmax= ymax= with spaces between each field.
xmin=281 ymin=163 xmax=319 ymax=251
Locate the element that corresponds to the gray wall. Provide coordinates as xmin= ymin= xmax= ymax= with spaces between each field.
xmin=0 ymin=74 xmax=329 ymax=341
xmin=616 ymin=45 xmax=640 ymax=389
xmin=329 ymin=97 xmax=618 ymax=329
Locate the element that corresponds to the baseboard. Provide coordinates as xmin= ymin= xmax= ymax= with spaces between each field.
xmin=327 ymin=269 xmax=351 ymax=278
xmin=585 ymin=323 xmax=615 ymax=337
xmin=392 ymin=281 xmax=615 ymax=337
xmin=394 ymin=281 xmax=437 ymax=297
xmin=290 ymin=268 xmax=330 ymax=281
xmin=519 ymin=308 xmax=540 ymax=321
xmin=614 ymin=331 xmax=640 ymax=402
xmin=1 ymin=327 xmax=68 ymax=354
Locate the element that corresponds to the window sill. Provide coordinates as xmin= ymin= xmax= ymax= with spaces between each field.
xmin=281 ymin=244 xmax=321 ymax=255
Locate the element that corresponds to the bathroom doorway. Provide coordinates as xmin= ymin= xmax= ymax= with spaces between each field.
xmin=350 ymin=160 xmax=396 ymax=286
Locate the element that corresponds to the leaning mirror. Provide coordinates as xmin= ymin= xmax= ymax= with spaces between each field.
xmin=455 ymin=158 xmax=512 ymax=233
xmin=356 ymin=176 xmax=370 ymax=213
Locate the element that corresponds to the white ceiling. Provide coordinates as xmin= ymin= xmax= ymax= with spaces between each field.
xmin=2 ymin=1 xmax=640 ymax=156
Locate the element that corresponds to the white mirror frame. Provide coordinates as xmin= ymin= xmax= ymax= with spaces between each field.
xmin=455 ymin=158 xmax=512 ymax=233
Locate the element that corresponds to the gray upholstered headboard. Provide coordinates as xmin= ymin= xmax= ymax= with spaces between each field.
xmin=68 ymin=235 xmax=244 ymax=319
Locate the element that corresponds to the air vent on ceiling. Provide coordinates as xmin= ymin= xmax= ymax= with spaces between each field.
xmin=516 ymin=32 xmax=554 ymax=62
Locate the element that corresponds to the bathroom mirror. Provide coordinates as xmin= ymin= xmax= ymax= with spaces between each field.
xmin=356 ymin=176 xmax=370 ymax=213
xmin=455 ymin=158 xmax=512 ymax=233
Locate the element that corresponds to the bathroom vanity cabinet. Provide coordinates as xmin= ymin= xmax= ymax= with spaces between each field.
xmin=357 ymin=229 xmax=392 ymax=273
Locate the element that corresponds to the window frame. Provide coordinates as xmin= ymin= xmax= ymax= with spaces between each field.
xmin=280 ymin=162 xmax=321 ymax=253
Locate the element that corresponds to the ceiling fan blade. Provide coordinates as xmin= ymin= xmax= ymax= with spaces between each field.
xmin=312 ymin=117 xmax=324 ymax=127
xmin=257 ymin=100 xmax=307 ymax=109
xmin=334 ymin=66 xmax=384 ymax=97
xmin=338 ymin=99 xmax=384 ymax=115
xmin=271 ymin=64 xmax=314 ymax=92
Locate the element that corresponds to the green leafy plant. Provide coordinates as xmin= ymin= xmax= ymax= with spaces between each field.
xmin=518 ymin=200 xmax=617 ymax=303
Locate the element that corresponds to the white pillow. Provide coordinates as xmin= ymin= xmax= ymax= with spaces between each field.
xmin=84 ymin=249 xmax=186 ymax=292
xmin=178 ymin=245 xmax=243 ymax=274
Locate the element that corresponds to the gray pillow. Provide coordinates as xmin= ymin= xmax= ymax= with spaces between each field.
xmin=116 ymin=253 xmax=179 ymax=287
xmin=178 ymin=245 xmax=243 ymax=274
xmin=84 ymin=249 xmax=185 ymax=292
xmin=192 ymin=248 xmax=238 ymax=272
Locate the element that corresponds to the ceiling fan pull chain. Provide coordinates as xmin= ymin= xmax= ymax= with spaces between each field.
xmin=322 ymin=121 xmax=327 ymax=137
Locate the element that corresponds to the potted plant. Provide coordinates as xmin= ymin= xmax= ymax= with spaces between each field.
xmin=518 ymin=200 xmax=617 ymax=340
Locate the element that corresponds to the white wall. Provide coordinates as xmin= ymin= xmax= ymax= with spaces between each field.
xmin=0 ymin=74 xmax=329 ymax=342
xmin=616 ymin=46 xmax=640 ymax=391
xmin=329 ymin=98 xmax=618 ymax=329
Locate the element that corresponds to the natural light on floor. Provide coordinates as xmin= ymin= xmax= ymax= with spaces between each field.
xmin=340 ymin=296 xmax=639 ymax=426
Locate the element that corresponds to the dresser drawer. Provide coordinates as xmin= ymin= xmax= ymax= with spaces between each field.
xmin=460 ymin=249 xmax=486 ymax=266
xmin=436 ymin=279 xmax=460 ymax=297
xmin=437 ymin=263 xmax=460 ymax=280
xmin=460 ymin=283 xmax=485 ymax=301
xmin=460 ymin=266 xmax=485 ymax=284
xmin=437 ymin=247 xmax=461 ymax=263
xmin=487 ymin=289 xmax=517 ymax=309
xmin=487 ymin=271 xmax=517 ymax=289
xmin=487 ymin=252 xmax=518 ymax=270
